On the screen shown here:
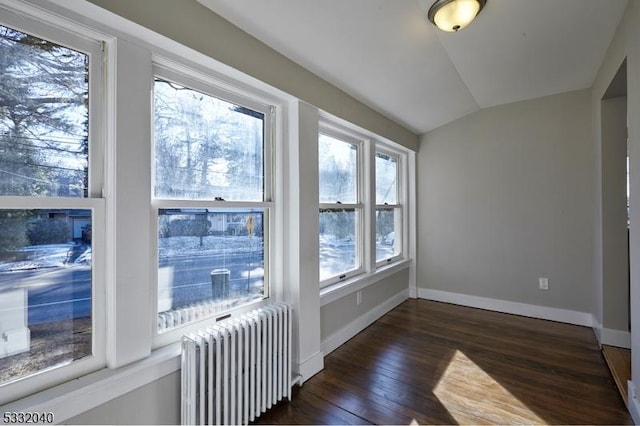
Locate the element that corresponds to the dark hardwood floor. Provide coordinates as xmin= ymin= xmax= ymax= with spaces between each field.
xmin=603 ymin=345 xmax=632 ymax=408
xmin=257 ymin=299 xmax=632 ymax=425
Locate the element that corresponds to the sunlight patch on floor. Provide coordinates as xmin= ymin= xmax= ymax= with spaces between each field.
xmin=433 ymin=350 xmax=544 ymax=424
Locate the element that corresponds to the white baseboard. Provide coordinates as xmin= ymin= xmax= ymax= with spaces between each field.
xmin=592 ymin=317 xmax=603 ymax=344
xmin=593 ymin=322 xmax=632 ymax=349
xmin=418 ymin=288 xmax=592 ymax=327
xmin=321 ymin=289 xmax=409 ymax=356
xmin=629 ymin=381 xmax=640 ymax=424
xmin=602 ymin=328 xmax=632 ymax=349
xmin=297 ymin=350 xmax=324 ymax=384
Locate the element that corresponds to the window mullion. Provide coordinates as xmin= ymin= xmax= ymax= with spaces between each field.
xmin=363 ymin=141 xmax=375 ymax=273
xmin=153 ymin=199 xmax=273 ymax=209
xmin=319 ymin=203 xmax=359 ymax=210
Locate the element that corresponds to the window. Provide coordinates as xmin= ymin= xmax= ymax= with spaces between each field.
xmin=318 ymin=132 xmax=363 ymax=284
xmin=153 ymin=70 xmax=272 ymax=332
xmin=375 ymin=150 xmax=402 ymax=263
xmin=319 ymin=124 xmax=407 ymax=287
xmin=0 ymin=18 xmax=104 ymax=391
xmin=0 ymin=25 xmax=89 ymax=198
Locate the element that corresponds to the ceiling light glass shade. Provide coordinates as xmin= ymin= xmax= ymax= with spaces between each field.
xmin=428 ymin=0 xmax=486 ymax=32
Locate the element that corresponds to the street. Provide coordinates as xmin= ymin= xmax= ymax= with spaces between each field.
xmin=0 ymin=251 xmax=263 ymax=325
xmin=159 ymin=251 xmax=264 ymax=309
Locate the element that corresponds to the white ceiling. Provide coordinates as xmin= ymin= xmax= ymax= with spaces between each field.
xmin=198 ymin=0 xmax=628 ymax=134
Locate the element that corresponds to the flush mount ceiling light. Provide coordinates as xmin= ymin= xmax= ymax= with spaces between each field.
xmin=428 ymin=0 xmax=487 ymax=32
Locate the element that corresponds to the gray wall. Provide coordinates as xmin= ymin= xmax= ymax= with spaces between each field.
xmin=67 ymin=372 xmax=180 ymax=425
xmin=417 ymin=89 xmax=594 ymax=313
xmin=600 ymin=96 xmax=629 ymax=332
xmin=321 ymin=269 xmax=409 ymax=341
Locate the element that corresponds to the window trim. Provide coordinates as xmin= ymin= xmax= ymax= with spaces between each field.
xmin=0 ymin=8 xmax=106 ymax=404
xmin=150 ymin=62 xmax=277 ymax=347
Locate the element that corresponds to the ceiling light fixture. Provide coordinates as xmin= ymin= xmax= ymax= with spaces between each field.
xmin=428 ymin=0 xmax=486 ymax=32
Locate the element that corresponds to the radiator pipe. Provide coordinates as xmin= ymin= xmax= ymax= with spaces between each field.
xmin=291 ymin=374 xmax=303 ymax=387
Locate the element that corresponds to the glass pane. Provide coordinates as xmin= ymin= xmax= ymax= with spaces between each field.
xmin=319 ymin=208 xmax=358 ymax=281
xmin=157 ymin=208 xmax=265 ymax=332
xmin=376 ymin=152 xmax=397 ymax=204
xmin=154 ymin=79 xmax=264 ymax=201
xmin=0 ymin=25 xmax=89 ymax=197
xmin=376 ymin=208 xmax=401 ymax=262
xmin=319 ymin=134 xmax=358 ymax=204
xmin=0 ymin=209 xmax=92 ymax=384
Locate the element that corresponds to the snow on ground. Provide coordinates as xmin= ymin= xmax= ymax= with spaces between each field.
xmin=0 ymin=234 xmax=391 ymax=273
xmin=0 ymin=235 xmax=264 ymax=273
xmin=158 ymin=235 xmax=263 ymax=259
xmin=0 ymin=243 xmax=91 ymax=272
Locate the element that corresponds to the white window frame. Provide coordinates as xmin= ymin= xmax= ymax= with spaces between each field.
xmin=374 ymin=145 xmax=405 ymax=267
xmin=151 ymin=61 xmax=276 ymax=347
xmin=0 ymin=6 xmax=106 ymax=405
xmin=318 ymin=118 xmax=410 ymax=291
xmin=318 ymin=125 xmax=366 ymax=287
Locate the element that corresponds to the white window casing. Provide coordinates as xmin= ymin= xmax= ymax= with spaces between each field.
xmin=150 ymin=61 xmax=277 ymax=348
xmin=318 ymin=119 xmax=409 ymax=290
xmin=0 ymin=4 xmax=106 ymax=404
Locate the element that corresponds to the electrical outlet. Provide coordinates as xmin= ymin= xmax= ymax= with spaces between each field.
xmin=539 ymin=277 xmax=549 ymax=290
xmin=356 ymin=291 xmax=362 ymax=305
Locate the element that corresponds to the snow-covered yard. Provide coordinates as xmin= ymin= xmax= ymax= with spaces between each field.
xmin=158 ymin=235 xmax=263 ymax=260
xmin=0 ymin=243 xmax=91 ymax=272
xmin=0 ymin=234 xmax=265 ymax=273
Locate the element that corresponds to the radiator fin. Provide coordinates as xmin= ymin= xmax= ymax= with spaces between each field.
xmin=181 ymin=302 xmax=292 ymax=425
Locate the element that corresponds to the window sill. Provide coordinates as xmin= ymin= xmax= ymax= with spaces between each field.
xmin=1 ymin=343 xmax=181 ymax=423
xmin=320 ymin=258 xmax=411 ymax=306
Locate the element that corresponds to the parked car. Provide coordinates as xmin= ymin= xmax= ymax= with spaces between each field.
xmin=81 ymin=224 xmax=92 ymax=243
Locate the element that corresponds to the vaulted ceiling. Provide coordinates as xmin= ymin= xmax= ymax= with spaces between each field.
xmin=198 ymin=0 xmax=628 ymax=134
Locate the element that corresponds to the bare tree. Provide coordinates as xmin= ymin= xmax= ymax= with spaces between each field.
xmin=0 ymin=24 xmax=88 ymax=198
